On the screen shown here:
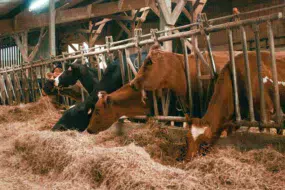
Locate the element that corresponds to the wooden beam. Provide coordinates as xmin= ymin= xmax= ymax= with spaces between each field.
xmin=89 ymin=22 xmax=107 ymax=47
xmin=0 ymin=0 xmax=155 ymax=35
xmin=182 ymin=7 xmax=192 ymax=21
xmin=29 ymin=28 xmax=47 ymax=61
xmin=76 ymin=29 xmax=97 ymax=34
xmin=171 ymin=0 xmax=187 ymax=24
xmin=116 ymin=20 xmax=132 ymax=37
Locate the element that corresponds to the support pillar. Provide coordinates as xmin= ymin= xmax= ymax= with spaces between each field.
xmin=49 ymin=0 xmax=56 ymax=57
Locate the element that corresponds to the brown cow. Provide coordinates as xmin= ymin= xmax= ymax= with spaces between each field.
xmin=130 ymin=45 xmax=235 ymax=117
xmin=87 ymin=47 xmax=232 ymax=134
xmin=184 ymin=51 xmax=285 ymax=160
xmin=87 ymin=83 xmax=151 ymax=134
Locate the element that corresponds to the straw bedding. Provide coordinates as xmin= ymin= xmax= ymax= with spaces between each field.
xmin=0 ymin=97 xmax=284 ymax=190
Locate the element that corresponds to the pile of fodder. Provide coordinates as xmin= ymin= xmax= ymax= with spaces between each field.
xmin=0 ymin=96 xmax=61 ymax=136
xmin=1 ymin=100 xmax=285 ymax=189
xmin=3 ymin=121 xmax=284 ymax=189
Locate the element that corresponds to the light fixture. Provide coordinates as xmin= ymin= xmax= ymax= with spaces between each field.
xmin=29 ymin=0 xmax=60 ymax=12
xmin=29 ymin=0 xmax=49 ymax=12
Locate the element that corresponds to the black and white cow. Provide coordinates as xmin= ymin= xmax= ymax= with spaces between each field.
xmin=51 ymin=52 xmax=148 ymax=132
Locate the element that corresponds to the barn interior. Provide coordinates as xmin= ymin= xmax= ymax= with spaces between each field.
xmin=0 ymin=0 xmax=285 ymax=189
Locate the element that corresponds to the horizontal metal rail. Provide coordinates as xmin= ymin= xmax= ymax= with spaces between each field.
xmin=209 ymin=3 xmax=285 ymax=24
xmin=119 ymin=115 xmax=187 ymax=122
xmin=0 ymin=12 xmax=282 ymax=74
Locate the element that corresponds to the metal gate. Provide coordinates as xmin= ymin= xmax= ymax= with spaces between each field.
xmin=0 ymin=4 xmax=284 ymax=133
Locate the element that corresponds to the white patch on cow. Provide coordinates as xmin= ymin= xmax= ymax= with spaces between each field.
xmin=54 ymin=72 xmax=63 ymax=87
xmin=88 ymin=109 xmax=92 ymax=115
xmin=263 ymin=76 xmax=285 ymax=86
xmin=98 ymin=92 xmax=104 ymax=99
xmin=191 ymin=125 xmax=207 ymax=141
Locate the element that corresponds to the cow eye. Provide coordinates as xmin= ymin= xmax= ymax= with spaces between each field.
xmin=146 ymin=60 xmax=152 ymax=65
xmin=95 ymin=108 xmax=100 ymax=115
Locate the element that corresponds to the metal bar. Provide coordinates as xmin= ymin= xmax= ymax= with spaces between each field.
xmin=125 ymin=48 xmax=138 ymax=75
xmin=182 ymin=38 xmax=193 ymax=117
xmin=204 ymin=34 xmax=217 ymax=76
xmin=120 ymin=115 xmax=187 ymax=122
xmin=152 ymin=91 xmax=159 ymax=116
xmin=0 ymin=13 xmax=282 ymax=75
xmin=227 ymin=29 xmax=241 ymax=122
xmin=240 ymin=25 xmax=255 ymax=122
xmin=209 ymin=3 xmax=285 ymax=25
xmin=194 ymin=50 xmax=204 ymax=116
xmin=118 ymin=50 xmax=126 ymax=85
xmin=29 ymin=68 xmax=35 ymax=102
xmin=253 ymin=24 xmax=266 ymax=124
xmin=225 ymin=119 xmax=285 ymax=129
xmin=22 ymin=70 xmax=29 ymax=103
xmin=267 ymin=21 xmax=282 ymax=124
xmin=162 ymin=89 xmax=171 ymax=116
xmin=95 ymin=55 xmax=102 ymax=81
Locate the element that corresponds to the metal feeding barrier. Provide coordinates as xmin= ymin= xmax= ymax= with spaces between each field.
xmin=0 ymin=4 xmax=284 ymax=134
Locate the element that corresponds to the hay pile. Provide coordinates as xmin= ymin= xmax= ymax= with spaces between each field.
xmin=0 ymin=98 xmax=285 ymax=190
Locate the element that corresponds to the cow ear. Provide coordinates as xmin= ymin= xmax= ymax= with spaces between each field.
xmin=46 ymin=72 xmax=54 ymax=79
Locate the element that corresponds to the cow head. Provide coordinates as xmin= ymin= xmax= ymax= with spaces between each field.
xmin=184 ymin=118 xmax=213 ymax=160
xmin=42 ymin=68 xmax=63 ymax=96
xmin=54 ymin=59 xmax=85 ymax=87
xmin=87 ymin=91 xmax=118 ymax=134
xmin=52 ymin=103 xmax=93 ymax=132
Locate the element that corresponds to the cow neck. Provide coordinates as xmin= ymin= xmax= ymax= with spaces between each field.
xmin=78 ymin=70 xmax=98 ymax=93
xmin=201 ymin=65 xmax=235 ymax=140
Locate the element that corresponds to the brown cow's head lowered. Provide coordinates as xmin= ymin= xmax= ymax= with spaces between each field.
xmin=87 ymin=84 xmax=150 ymax=134
xmin=130 ymin=45 xmax=187 ymax=96
xmin=184 ymin=118 xmax=215 ymax=160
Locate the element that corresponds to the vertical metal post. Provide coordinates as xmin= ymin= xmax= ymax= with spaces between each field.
xmin=228 ymin=29 xmax=241 ymax=122
xmin=134 ymin=29 xmax=143 ymax=68
xmin=205 ymin=35 xmax=217 ymax=76
xmin=182 ymin=38 xmax=193 ymax=117
xmin=152 ymin=91 xmax=159 ymax=116
xmin=95 ymin=55 xmax=102 ymax=81
xmin=49 ymin=0 xmax=56 ymax=57
xmin=118 ymin=50 xmax=126 ymax=85
xmin=192 ymin=48 xmax=204 ymax=116
xmin=253 ymin=24 xmax=266 ymax=124
xmin=240 ymin=26 xmax=255 ymax=122
xmin=267 ymin=21 xmax=282 ymax=124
